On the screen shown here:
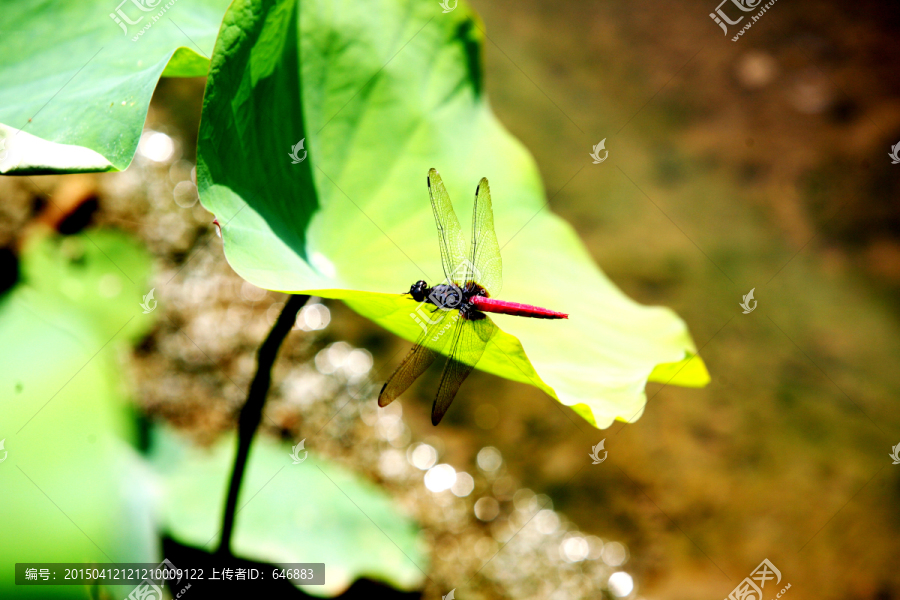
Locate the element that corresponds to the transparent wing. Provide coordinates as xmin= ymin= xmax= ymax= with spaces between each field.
xmin=431 ymin=316 xmax=498 ymax=425
xmin=427 ymin=168 xmax=468 ymax=285
xmin=469 ymin=177 xmax=502 ymax=296
xmin=379 ymin=305 xmax=458 ymax=407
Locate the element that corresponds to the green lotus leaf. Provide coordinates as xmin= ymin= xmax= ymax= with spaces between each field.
xmin=197 ymin=0 xmax=708 ymax=428
xmin=0 ymin=280 xmax=157 ymax=598
xmin=149 ymin=428 xmax=426 ymax=596
xmin=20 ymin=228 xmax=157 ymax=343
xmin=0 ymin=0 xmax=231 ymax=174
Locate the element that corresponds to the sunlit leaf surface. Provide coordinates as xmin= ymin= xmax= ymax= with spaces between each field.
xmin=197 ymin=0 xmax=709 ymax=428
xmin=0 ymin=0 xmax=231 ymax=173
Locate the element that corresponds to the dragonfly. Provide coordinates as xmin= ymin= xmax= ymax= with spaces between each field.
xmin=378 ymin=169 xmax=568 ymax=425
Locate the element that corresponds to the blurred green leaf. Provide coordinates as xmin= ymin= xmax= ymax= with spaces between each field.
xmin=21 ymin=228 xmax=157 ymax=343
xmin=0 ymin=0 xmax=231 ymax=174
xmin=150 ymin=428 xmax=426 ymax=596
xmin=0 ymin=288 xmax=158 ymax=598
xmin=197 ymin=0 xmax=708 ymax=428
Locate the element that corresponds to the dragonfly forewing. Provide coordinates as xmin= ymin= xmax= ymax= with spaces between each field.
xmin=469 ymin=177 xmax=502 ymax=296
xmin=427 ymin=168 xmax=469 ymax=286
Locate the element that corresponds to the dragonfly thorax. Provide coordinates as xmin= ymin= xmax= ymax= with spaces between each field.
xmin=410 ymin=280 xmax=488 ymax=320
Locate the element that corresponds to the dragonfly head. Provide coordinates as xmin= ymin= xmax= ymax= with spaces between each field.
xmin=409 ymin=280 xmax=428 ymax=302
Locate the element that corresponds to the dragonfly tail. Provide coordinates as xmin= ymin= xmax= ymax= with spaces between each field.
xmin=471 ymin=296 xmax=568 ymax=319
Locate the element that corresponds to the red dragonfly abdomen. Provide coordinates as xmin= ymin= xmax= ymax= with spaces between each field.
xmin=471 ymin=296 xmax=568 ymax=319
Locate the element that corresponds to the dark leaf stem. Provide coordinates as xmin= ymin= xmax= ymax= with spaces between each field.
xmin=217 ymin=294 xmax=309 ymax=556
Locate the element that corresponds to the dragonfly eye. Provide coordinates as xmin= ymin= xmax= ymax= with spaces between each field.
xmin=409 ymin=280 xmax=428 ymax=301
